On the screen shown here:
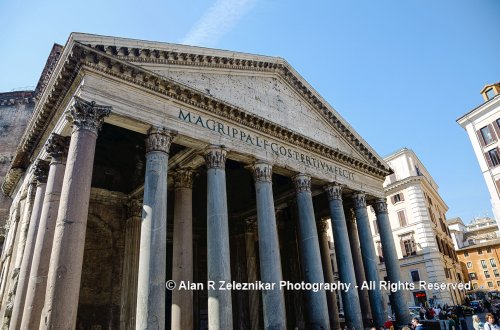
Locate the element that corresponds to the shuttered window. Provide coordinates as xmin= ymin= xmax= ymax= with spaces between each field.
xmin=391 ymin=193 xmax=404 ymax=204
xmin=480 ymin=126 xmax=496 ymax=145
xmin=485 ymin=148 xmax=500 ymax=168
xmin=397 ymin=210 xmax=407 ymax=227
xmin=372 ymin=220 xmax=379 ymax=235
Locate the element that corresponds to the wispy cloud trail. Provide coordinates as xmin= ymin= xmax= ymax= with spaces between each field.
xmin=182 ymin=0 xmax=257 ymax=47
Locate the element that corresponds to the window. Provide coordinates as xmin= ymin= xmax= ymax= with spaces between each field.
xmin=473 ymin=283 xmax=479 ymax=290
xmin=487 ymin=148 xmax=500 ymax=167
xmin=486 ymin=88 xmax=496 ymax=100
xmin=479 ymin=249 xmax=483 ymax=255
xmin=494 ymin=269 xmax=500 ymax=277
xmin=482 ymin=260 xmax=488 ymax=269
xmin=457 ymin=273 xmax=462 ymax=281
xmin=444 ymin=268 xmax=450 ymax=278
xmin=400 ymin=235 xmax=417 ymax=257
xmin=485 ymin=270 xmax=491 ymax=278
xmin=488 ymin=247 xmax=492 ymax=253
xmin=489 ymin=281 xmax=494 ymax=288
xmin=392 ymin=193 xmax=404 ymax=204
xmin=467 ymin=262 xmax=472 ymax=268
xmin=372 ymin=220 xmax=379 ymax=235
xmin=397 ymin=210 xmax=407 ymax=227
xmin=497 ymin=281 xmax=500 ymax=287
xmin=491 ymin=258 xmax=497 ymax=267
xmin=410 ymin=270 xmax=420 ymax=282
xmin=481 ymin=126 xmax=495 ymax=145
xmin=469 ymin=272 xmax=477 ymax=280
xmin=464 ymin=252 xmax=469 ymax=257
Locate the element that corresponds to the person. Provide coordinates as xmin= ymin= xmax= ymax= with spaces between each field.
xmin=384 ymin=316 xmax=394 ymax=330
xmin=473 ymin=314 xmax=483 ymax=330
xmin=446 ymin=314 xmax=456 ymax=330
xmin=485 ymin=313 xmax=500 ymax=330
xmin=435 ymin=305 xmax=442 ymax=316
xmin=411 ymin=317 xmax=424 ymax=330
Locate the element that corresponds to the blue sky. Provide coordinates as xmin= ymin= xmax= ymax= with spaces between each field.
xmin=1 ymin=0 xmax=499 ymax=222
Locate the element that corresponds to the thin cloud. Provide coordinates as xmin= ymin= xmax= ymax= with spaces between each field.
xmin=182 ymin=0 xmax=257 ymax=47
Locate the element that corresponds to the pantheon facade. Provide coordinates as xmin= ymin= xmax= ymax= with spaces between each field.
xmin=0 ymin=33 xmax=410 ymax=329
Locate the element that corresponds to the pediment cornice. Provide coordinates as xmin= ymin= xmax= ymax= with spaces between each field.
xmin=1 ymin=38 xmax=391 ymax=196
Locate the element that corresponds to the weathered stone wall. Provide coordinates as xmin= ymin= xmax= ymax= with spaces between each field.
xmin=76 ymin=189 xmax=126 ymax=329
xmin=0 ymin=92 xmax=35 ymax=230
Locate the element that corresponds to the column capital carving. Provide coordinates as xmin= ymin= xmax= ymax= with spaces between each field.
xmin=45 ymin=133 xmax=70 ymax=162
xmin=251 ymin=161 xmax=272 ymax=183
xmin=373 ymin=198 xmax=388 ymax=214
xmin=317 ymin=218 xmax=330 ymax=234
xmin=173 ymin=168 xmax=195 ymax=189
xmin=204 ymin=146 xmax=227 ymax=169
xmin=245 ymin=217 xmax=258 ymax=234
xmin=352 ymin=192 xmax=367 ymax=209
xmin=292 ymin=173 xmax=311 ymax=193
xmin=145 ymin=127 xmax=175 ymax=153
xmin=33 ymin=159 xmax=50 ymax=184
xmin=126 ymin=199 xmax=143 ymax=219
xmin=324 ymin=183 xmax=342 ymax=201
xmin=67 ymin=96 xmax=111 ymax=134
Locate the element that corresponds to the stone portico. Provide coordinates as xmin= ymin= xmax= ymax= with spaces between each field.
xmin=0 ymin=33 xmax=411 ymax=329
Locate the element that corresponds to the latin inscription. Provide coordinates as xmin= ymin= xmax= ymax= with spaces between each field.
xmin=178 ymin=109 xmax=355 ymax=180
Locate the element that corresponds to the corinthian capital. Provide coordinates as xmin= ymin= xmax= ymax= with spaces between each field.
xmin=204 ymin=146 xmax=227 ymax=169
xmin=145 ymin=127 xmax=175 ymax=153
xmin=324 ymin=183 xmax=342 ymax=201
xmin=45 ymin=133 xmax=70 ymax=162
xmin=352 ymin=192 xmax=367 ymax=209
xmin=67 ymin=97 xmax=111 ymax=134
xmin=173 ymin=168 xmax=195 ymax=189
xmin=293 ymin=174 xmax=311 ymax=193
xmin=373 ymin=199 xmax=388 ymax=214
xmin=252 ymin=161 xmax=272 ymax=183
xmin=33 ymin=159 xmax=50 ymax=184
xmin=127 ymin=199 xmax=143 ymax=219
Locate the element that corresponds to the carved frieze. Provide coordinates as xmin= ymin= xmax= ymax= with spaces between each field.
xmin=45 ymin=133 xmax=70 ymax=162
xmin=173 ymin=168 xmax=195 ymax=189
xmin=145 ymin=127 xmax=175 ymax=153
xmin=352 ymin=193 xmax=367 ymax=209
xmin=293 ymin=174 xmax=311 ymax=193
xmin=324 ymin=183 xmax=342 ymax=201
xmin=204 ymin=147 xmax=227 ymax=170
xmin=67 ymin=96 xmax=111 ymax=134
xmin=252 ymin=162 xmax=272 ymax=183
xmin=373 ymin=199 xmax=388 ymax=214
xmin=33 ymin=159 xmax=50 ymax=184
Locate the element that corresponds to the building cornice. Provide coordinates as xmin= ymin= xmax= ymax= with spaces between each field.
xmin=1 ymin=38 xmax=391 ymax=196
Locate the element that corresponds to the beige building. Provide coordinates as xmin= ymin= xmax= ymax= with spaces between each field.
xmin=0 ymin=33 xmax=413 ymax=329
xmin=448 ymin=216 xmax=498 ymax=250
xmin=457 ymin=83 xmax=500 ymax=227
xmin=369 ymin=148 xmax=464 ymax=307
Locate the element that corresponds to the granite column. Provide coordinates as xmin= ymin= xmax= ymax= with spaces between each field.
xmin=374 ymin=199 xmax=411 ymax=327
xmin=21 ymin=134 xmax=69 ymax=329
xmin=171 ymin=168 xmax=195 ymax=330
xmin=324 ymin=184 xmax=363 ymax=330
xmin=9 ymin=160 xmax=49 ymax=330
xmin=293 ymin=174 xmax=330 ymax=330
xmin=345 ymin=207 xmax=373 ymax=327
xmin=352 ymin=193 xmax=385 ymax=328
xmin=204 ymin=146 xmax=232 ymax=330
xmin=136 ymin=127 xmax=174 ymax=330
xmin=244 ymin=218 xmax=261 ymax=330
xmin=316 ymin=218 xmax=341 ymax=330
xmin=41 ymin=97 xmax=111 ymax=329
xmin=251 ymin=161 xmax=286 ymax=329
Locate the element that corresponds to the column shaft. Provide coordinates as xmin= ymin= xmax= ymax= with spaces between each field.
xmin=10 ymin=160 xmax=48 ymax=330
xmin=324 ymin=184 xmax=363 ymax=330
xmin=352 ymin=193 xmax=385 ymax=327
xmin=374 ymin=199 xmax=412 ymax=327
xmin=244 ymin=219 xmax=260 ymax=330
xmin=21 ymin=134 xmax=69 ymax=329
xmin=205 ymin=146 xmax=232 ymax=330
xmin=293 ymin=174 xmax=330 ymax=330
xmin=317 ymin=218 xmax=341 ymax=330
xmin=42 ymin=97 xmax=110 ymax=329
xmin=252 ymin=162 xmax=286 ymax=329
xmin=171 ymin=169 xmax=194 ymax=330
xmin=345 ymin=207 xmax=373 ymax=326
xmin=136 ymin=128 xmax=173 ymax=330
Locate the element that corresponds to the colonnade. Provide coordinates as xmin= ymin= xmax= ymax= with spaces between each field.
xmin=4 ymin=97 xmax=410 ymax=329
